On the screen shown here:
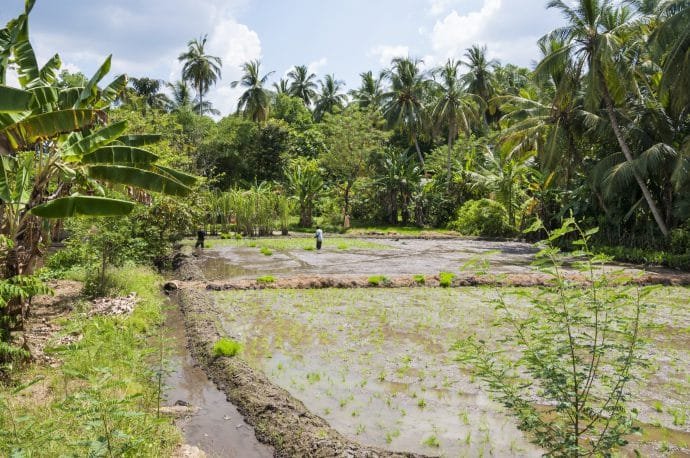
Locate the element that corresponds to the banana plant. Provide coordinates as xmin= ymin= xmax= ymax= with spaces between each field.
xmin=0 ymin=3 xmax=196 ymax=281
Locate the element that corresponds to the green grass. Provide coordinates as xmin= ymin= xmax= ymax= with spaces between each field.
xmin=213 ymin=338 xmax=242 ymax=357
xmin=413 ymin=274 xmax=426 ymax=284
xmin=367 ymin=275 xmax=390 ymax=286
xmin=439 ymin=271 xmax=456 ymax=287
xmin=0 ymin=266 xmax=180 ymax=456
xmin=260 ymin=246 xmax=273 ymax=256
xmin=257 ymin=275 xmax=276 ymax=283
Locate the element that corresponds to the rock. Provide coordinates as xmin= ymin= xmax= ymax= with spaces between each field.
xmin=159 ymin=404 xmax=199 ymax=417
xmin=174 ymin=444 xmax=206 ymax=458
xmin=174 ymin=399 xmax=189 ymax=406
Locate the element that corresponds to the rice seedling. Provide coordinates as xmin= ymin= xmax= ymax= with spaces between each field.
xmin=439 ymin=271 xmax=455 ymax=287
xmin=422 ymin=435 xmax=440 ymax=447
xmin=367 ymin=275 xmax=390 ymax=286
xmin=257 ymin=275 xmax=275 ymax=283
xmin=260 ymin=246 xmax=273 ymax=256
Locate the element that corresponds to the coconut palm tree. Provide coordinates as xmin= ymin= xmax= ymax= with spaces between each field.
xmin=539 ymin=0 xmax=670 ymax=235
xmin=178 ymin=35 xmax=222 ymax=115
xmin=462 ymin=45 xmax=499 ymax=126
xmin=231 ymin=60 xmax=274 ymax=123
xmin=382 ymin=57 xmax=429 ymax=168
xmin=349 ymin=70 xmax=386 ymax=110
xmin=313 ymin=74 xmax=347 ymax=121
xmin=273 ymin=78 xmax=290 ymax=94
xmin=130 ymin=77 xmax=170 ymax=114
xmin=431 ymin=59 xmax=481 ymax=185
xmin=287 ymin=65 xmax=318 ymax=106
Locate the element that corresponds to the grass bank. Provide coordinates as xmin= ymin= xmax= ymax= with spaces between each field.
xmin=0 ymin=267 xmax=180 ymax=456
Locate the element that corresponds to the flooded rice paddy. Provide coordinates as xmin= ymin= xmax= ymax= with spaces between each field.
xmin=211 ymin=287 xmax=690 ymax=457
xmin=196 ymin=236 xmax=689 ymax=456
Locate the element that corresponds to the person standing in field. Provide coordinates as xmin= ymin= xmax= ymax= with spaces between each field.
xmin=195 ymin=227 xmax=206 ymax=249
xmin=315 ymin=226 xmax=323 ymax=250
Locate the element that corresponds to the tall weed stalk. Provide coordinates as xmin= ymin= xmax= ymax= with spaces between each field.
xmin=455 ymin=218 xmax=649 ymax=456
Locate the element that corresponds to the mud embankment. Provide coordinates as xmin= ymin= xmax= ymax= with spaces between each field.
xmin=204 ymin=271 xmax=690 ymax=291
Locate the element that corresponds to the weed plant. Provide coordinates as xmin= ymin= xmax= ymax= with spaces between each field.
xmin=455 ymin=219 xmax=649 ymax=456
xmin=257 ymin=275 xmax=276 ymax=283
xmin=260 ymin=246 xmax=273 ymax=256
xmin=413 ymin=274 xmax=425 ymax=284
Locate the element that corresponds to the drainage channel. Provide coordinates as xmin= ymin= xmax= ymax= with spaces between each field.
xmin=163 ymin=301 xmax=273 ymax=458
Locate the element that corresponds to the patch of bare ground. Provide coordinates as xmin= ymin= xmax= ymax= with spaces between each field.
xmin=177 ymin=286 xmax=428 ymax=458
xmin=23 ymin=280 xmax=82 ymax=366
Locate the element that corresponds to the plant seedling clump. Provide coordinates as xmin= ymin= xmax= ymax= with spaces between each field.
xmin=367 ymin=275 xmax=390 ymax=286
xmin=439 ymin=271 xmax=455 ymax=287
xmin=213 ymin=337 xmax=242 ymax=357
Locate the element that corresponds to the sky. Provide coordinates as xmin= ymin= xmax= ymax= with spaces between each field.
xmin=0 ymin=0 xmax=565 ymax=117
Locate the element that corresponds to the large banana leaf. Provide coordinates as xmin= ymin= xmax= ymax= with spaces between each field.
xmin=116 ymin=134 xmax=161 ymax=146
xmin=58 ymin=87 xmax=81 ymax=108
xmin=1 ymin=109 xmax=102 ymax=151
xmin=81 ymin=146 xmax=159 ymax=165
xmin=153 ymin=164 xmax=198 ymax=186
xmin=60 ymin=120 xmax=127 ymax=159
xmin=87 ymin=165 xmax=192 ymax=196
xmin=30 ymin=195 xmax=134 ymax=218
xmin=76 ymin=55 xmax=111 ymax=108
xmin=14 ymin=18 xmax=39 ymax=88
xmin=37 ymin=53 xmax=61 ymax=87
xmin=98 ymin=74 xmax=127 ymax=107
xmin=0 ymin=86 xmax=32 ymax=112
xmin=29 ymin=86 xmax=58 ymax=110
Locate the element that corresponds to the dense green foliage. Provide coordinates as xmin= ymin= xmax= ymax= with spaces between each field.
xmin=448 ymin=199 xmax=513 ymax=237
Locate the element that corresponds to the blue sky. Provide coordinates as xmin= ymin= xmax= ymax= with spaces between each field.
xmin=1 ymin=0 xmax=564 ymax=116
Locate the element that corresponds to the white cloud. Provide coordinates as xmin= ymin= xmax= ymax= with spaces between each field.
xmin=431 ymin=0 xmax=502 ymax=60
xmin=428 ymin=0 xmax=452 ymax=16
xmin=307 ymin=57 xmax=328 ymax=76
xmin=368 ymin=45 xmax=410 ymax=66
xmin=205 ymin=16 xmax=262 ymax=117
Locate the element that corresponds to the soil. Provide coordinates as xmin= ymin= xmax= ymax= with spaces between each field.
xmin=23 ymin=279 xmax=82 ymax=366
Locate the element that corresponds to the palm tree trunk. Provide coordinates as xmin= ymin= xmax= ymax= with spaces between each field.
xmin=446 ymin=127 xmax=454 ymax=189
xmin=413 ymin=136 xmax=425 ymax=169
xmin=600 ymin=78 xmax=669 ymax=236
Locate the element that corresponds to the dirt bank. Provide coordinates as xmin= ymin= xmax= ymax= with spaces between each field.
xmin=177 ymin=286 xmax=428 ymax=458
xmin=203 ymin=270 xmax=690 ymax=291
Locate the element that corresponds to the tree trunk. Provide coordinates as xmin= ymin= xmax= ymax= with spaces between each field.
xmin=343 ymin=180 xmax=352 ymax=225
xmin=600 ymin=76 xmax=669 ymax=236
xmin=413 ymin=137 xmax=425 ymax=169
xmin=446 ymin=126 xmax=454 ymax=190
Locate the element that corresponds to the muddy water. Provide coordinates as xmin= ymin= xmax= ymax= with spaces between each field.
xmin=164 ymin=303 xmax=273 ymax=458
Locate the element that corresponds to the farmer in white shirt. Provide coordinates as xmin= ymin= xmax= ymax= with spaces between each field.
xmin=315 ymin=226 xmax=323 ymax=250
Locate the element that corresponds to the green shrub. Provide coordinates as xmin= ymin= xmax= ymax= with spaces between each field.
xmin=367 ymin=275 xmax=390 ymax=286
xmin=448 ymin=199 xmax=513 ymax=237
xmin=212 ymin=338 xmax=242 ymax=357
xmin=670 ymin=228 xmax=690 ymax=254
xmin=439 ymin=272 xmax=455 ymax=287
xmin=257 ymin=275 xmax=275 ymax=283
xmin=413 ymin=274 xmax=425 ymax=284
